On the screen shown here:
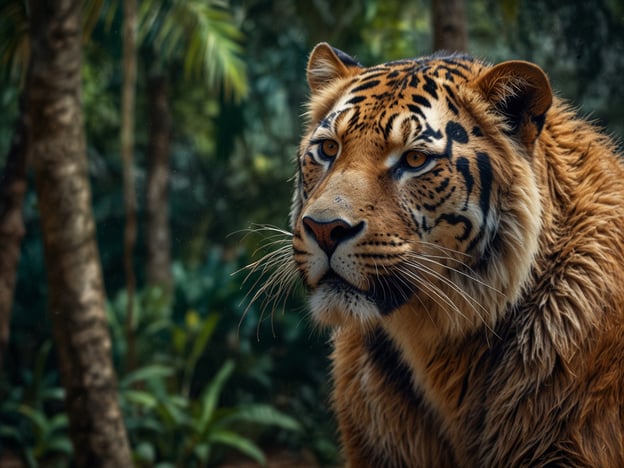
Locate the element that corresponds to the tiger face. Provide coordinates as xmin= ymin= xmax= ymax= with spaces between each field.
xmin=291 ymin=43 xmax=551 ymax=336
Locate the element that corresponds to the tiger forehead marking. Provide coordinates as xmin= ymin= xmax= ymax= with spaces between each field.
xmin=326 ymin=59 xmax=471 ymax=147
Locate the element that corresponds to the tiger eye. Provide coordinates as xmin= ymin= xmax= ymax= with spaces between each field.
xmin=404 ymin=150 xmax=428 ymax=169
xmin=320 ymin=139 xmax=339 ymax=159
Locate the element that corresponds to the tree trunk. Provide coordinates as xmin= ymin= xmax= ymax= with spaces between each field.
xmin=145 ymin=74 xmax=173 ymax=296
xmin=122 ymin=0 xmax=138 ymax=373
xmin=28 ymin=1 xmax=132 ymax=466
xmin=0 ymin=95 xmax=30 ymax=372
xmin=432 ymin=0 xmax=469 ymax=52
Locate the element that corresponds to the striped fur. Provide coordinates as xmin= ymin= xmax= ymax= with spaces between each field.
xmin=289 ymin=43 xmax=624 ymax=466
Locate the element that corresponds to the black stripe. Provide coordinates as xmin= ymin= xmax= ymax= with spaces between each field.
xmin=383 ymin=113 xmax=398 ymax=139
xmin=455 ymin=157 xmax=473 ymax=211
xmin=423 ymin=75 xmax=438 ymax=99
xmin=365 ymin=327 xmax=419 ymax=403
xmin=447 ymin=98 xmax=459 ymax=116
xmin=351 ymin=79 xmax=380 ymax=93
xmin=407 ymin=104 xmax=426 ymax=119
xmin=412 ymin=94 xmax=432 ymax=108
xmin=346 ymin=96 xmax=366 ymax=105
xmin=445 ymin=121 xmax=469 ymax=157
xmin=476 ymin=152 xmax=493 ymax=222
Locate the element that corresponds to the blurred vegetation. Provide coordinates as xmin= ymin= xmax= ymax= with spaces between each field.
xmin=1 ymin=0 xmax=624 ymax=465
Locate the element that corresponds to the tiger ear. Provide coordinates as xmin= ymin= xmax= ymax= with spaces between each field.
xmin=307 ymin=42 xmax=362 ymax=93
xmin=476 ymin=60 xmax=553 ymax=150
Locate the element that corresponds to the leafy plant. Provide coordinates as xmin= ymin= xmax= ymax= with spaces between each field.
xmin=107 ymin=260 xmax=303 ymax=465
xmin=122 ymin=359 xmax=300 ymax=466
xmin=0 ymin=341 xmax=71 ymax=467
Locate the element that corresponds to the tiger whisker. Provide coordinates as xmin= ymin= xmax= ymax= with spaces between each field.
xmin=243 ymin=261 xmax=299 ymax=339
xmin=408 ymin=251 xmax=504 ymax=296
xmin=235 ymin=225 xmax=299 ymax=337
xmin=396 ymin=260 xmax=499 ymax=337
xmin=409 ymin=239 xmax=472 ymax=259
xmin=367 ymin=255 xmax=470 ymax=324
xmin=395 ymin=264 xmax=472 ymax=323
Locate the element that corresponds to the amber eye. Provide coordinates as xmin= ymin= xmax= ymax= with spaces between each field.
xmin=403 ymin=150 xmax=429 ymax=169
xmin=319 ymin=139 xmax=340 ymax=160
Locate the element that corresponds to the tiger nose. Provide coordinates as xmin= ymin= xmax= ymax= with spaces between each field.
xmin=302 ymin=216 xmax=364 ymax=257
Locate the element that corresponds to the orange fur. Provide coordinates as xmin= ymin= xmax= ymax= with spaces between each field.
xmin=289 ymin=43 xmax=624 ymax=466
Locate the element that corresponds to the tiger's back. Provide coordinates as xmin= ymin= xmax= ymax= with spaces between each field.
xmin=289 ymin=43 xmax=624 ymax=466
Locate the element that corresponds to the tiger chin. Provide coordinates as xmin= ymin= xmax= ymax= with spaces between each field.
xmin=284 ymin=42 xmax=624 ymax=466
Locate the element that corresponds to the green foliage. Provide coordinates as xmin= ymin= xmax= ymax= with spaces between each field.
xmin=118 ymin=358 xmax=301 ymax=466
xmin=0 ymin=342 xmax=71 ymax=467
xmin=139 ymin=0 xmax=247 ymax=101
xmin=106 ymin=254 xmax=306 ymax=466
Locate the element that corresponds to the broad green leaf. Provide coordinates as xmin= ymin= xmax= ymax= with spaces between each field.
xmin=122 ymin=389 xmax=159 ymax=409
xmin=45 ymin=436 xmax=73 ymax=455
xmin=208 ymin=429 xmax=266 ymax=466
xmin=197 ymin=359 xmax=235 ymax=433
xmin=120 ymin=364 xmax=174 ymax=388
xmin=18 ymin=404 xmax=48 ymax=434
xmin=48 ymin=413 xmax=69 ymax=432
xmin=217 ymin=404 xmax=301 ymax=432
xmin=143 ymin=318 xmax=172 ymax=337
xmin=41 ymin=387 xmax=65 ymax=402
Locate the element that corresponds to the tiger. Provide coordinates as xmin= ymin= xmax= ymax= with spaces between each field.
xmin=258 ymin=41 xmax=624 ymax=467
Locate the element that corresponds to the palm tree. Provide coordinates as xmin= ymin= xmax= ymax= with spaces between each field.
xmin=139 ymin=0 xmax=247 ymax=295
xmin=27 ymin=0 xmax=132 ymax=464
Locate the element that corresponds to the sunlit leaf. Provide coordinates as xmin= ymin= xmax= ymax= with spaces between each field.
xmin=41 ymin=387 xmax=65 ymax=402
xmin=120 ymin=364 xmax=174 ymax=388
xmin=122 ymin=389 xmax=159 ymax=409
xmin=197 ymin=359 xmax=235 ymax=433
xmin=186 ymin=313 xmax=219 ymax=374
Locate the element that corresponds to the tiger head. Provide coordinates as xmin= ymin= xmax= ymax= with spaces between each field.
xmin=290 ymin=43 xmax=553 ymax=338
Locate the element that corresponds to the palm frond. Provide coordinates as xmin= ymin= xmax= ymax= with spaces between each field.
xmin=146 ymin=0 xmax=248 ymax=101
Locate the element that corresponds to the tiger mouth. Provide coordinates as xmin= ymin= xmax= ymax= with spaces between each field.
xmin=317 ymin=270 xmax=413 ymax=315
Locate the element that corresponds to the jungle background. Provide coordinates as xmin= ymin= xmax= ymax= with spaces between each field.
xmin=0 ymin=0 xmax=623 ymax=466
